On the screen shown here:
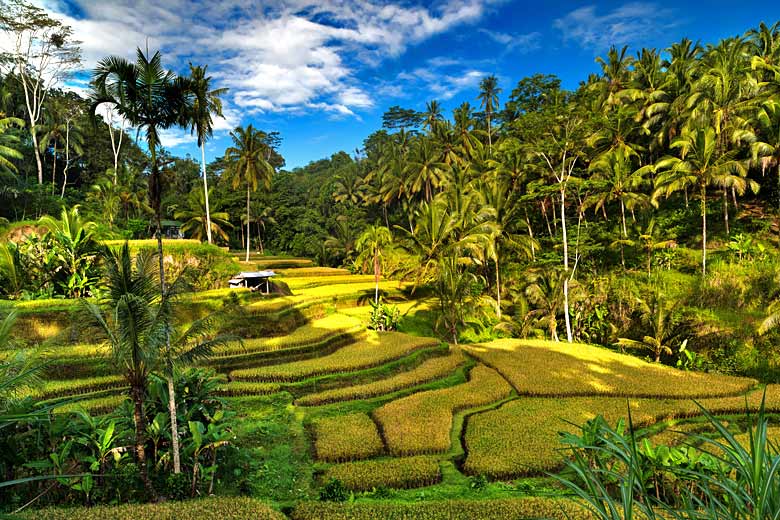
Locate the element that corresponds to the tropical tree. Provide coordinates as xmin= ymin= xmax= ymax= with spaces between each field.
xmin=175 ymin=188 xmax=232 ymax=243
xmin=477 ymin=75 xmax=501 ymax=152
xmin=752 ymin=99 xmax=780 ymax=209
xmin=91 ymin=47 xmax=193 ymax=475
xmin=188 ymin=64 xmax=228 ymax=244
xmin=611 ymin=218 xmax=677 ymax=275
xmin=0 ymin=115 xmax=22 ymax=175
xmin=524 ymin=268 xmax=568 ymax=342
xmin=616 ymin=289 xmax=689 ymax=362
xmin=39 ymin=205 xmax=102 ymax=298
xmin=405 ymin=137 xmax=446 ymax=202
xmin=653 ymin=125 xmax=755 ymax=275
xmin=223 ymin=124 xmax=274 ymax=262
xmin=435 ymin=255 xmax=481 ymax=344
xmin=355 ymin=225 xmax=392 ymax=304
xmin=82 ymin=245 xmax=162 ymax=494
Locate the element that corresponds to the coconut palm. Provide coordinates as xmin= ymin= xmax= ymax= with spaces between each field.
xmin=405 ymin=137 xmax=446 ymax=202
xmin=423 ymin=100 xmax=443 ymax=131
xmin=223 ymin=124 xmax=275 ymax=262
xmin=752 ymin=99 xmax=780 ymax=209
xmin=477 ymin=75 xmax=501 ymax=152
xmin=616 ymin=289 xmax=689 ymax=362
xmin=653 ymin=125 xmax=754 ymax=275
xmin=0 ymin=115 xmax=23 ymax=175
xmin=611 ymin=219 xmax=677 ymax=275
xmin=91 ymin=47 xmax=193 ymax=475
xmin=174 ymin=188 xmax=232 ymax=243
xmin=332 ymin=162 xmax=368 ymax=205
xmin=524 ymin=268 xmax=568 ymax=342
xmin=355 ymin=225 xmax=392 ymax=304
xmin=188 ymin=64 xmax=228 ymax=245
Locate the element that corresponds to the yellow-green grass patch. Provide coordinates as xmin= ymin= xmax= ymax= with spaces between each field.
xmin=215 ymin=381 xmax=282 ymax=397
xmin=322 ymin=455 xmax=441 ymax=490
xmin=231 ymin=332 xmax=439 ymax=383
xmin=20 ymin=496 xmax=284 ymax=520
xmin=373 ymin=365 xmax=513 ymax=456
xmin=463 ymin=388 xmax=780 ymax=478
xmin=290 ymin=497 xmax=596 ymax=520
xmin=284 ymin=275 xmax=377 ymax=289
xmin=276 ymin=267 xmax=351 ymax=277
xmin=31 ymin=375 xmax=125 ymax=399
xmin=313 ymin=413 xmax=384 ymax=462
xmin=296 ymin=349 xmax=464 ymax=406
xmin=212 ymin=314 xmax=363 ymax=357
xmin=465 ymin=339 xmax=756 ymax=398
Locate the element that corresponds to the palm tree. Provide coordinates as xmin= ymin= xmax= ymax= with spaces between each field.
xmin=423 ymin=100 xmax=443 ymax=131
xmin=332 ymin=162 xmax=367 ymax=205
xmin=587 ymin=147 xmax=651 ymax=266
xmin=91 ymin=47 xmax=193 ymax=475
xmin=83 ymin=245 xmax=162 ymax=494
xmin=223 ymin=124 xmax=275 ymax=262
xmin=524 ymin=268 xmax=568 ymax=342
xmin=477 ymin=75 xmax=501 ymax=153
xmin=752 ymin=99 xmax=780 ymax=209
xmin=39 ymin=205 xmax=102 ymax=298
xmin=611 ymin=219 xmax=677 ymax=275
xmin=616 ymin=289 xmax=689 ymax=362
xmin=405 ymin=137 xmax=446 ymax=202
xmin=0 ymin=115 xmax=23 ymax=175
xmin=355 ymin=225 xmax=392 ymax=304
xmin=188 ymin=64 xmax=228 ymax=244
xmin=435 ymin=255 xmax=481 ymax=344
xmin=175 ymin=188 xmax=233 ymax=243
xmin=653 ymin=126 xmax=754 ymax=275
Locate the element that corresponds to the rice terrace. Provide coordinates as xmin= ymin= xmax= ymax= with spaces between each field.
xmin=2 ymin=0 xmax=780 ymax=519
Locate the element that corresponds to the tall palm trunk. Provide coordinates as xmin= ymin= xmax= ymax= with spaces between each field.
xmin=495 ymin=243 xmax=501 ymax=319
xmin=200 ymin=143 xmax=212 ymax=244
xmin=131 ymin=384 xmax=154 ymax=496
xmin=560 ymin=186 xmax=573 ymax=343
xmin=620 ymin=199 xmax=627 ymax=269
xmin=51 ymin=149 xmax=57 ymax=194
xmin=246 ymin=185 xmax=251 ymax=263
xmin=723 ymin=188 xmax=729 ymax=235
xmin=701 ymin=184 xmax=707 ymax=276
xmin=150 ymin=145 xmax=182 ymax=475
xmin=373 ymin=252 xmax=380 ymax=304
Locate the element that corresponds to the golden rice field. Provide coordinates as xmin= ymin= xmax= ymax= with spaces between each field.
xmin=312 ymin=413 xmax=384 ymax=462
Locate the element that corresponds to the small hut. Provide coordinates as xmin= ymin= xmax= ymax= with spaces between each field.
xmin=160 ymin=220 xmax=183 ymax=239
xmin=228 ymin=270 xmax=276 ymax=293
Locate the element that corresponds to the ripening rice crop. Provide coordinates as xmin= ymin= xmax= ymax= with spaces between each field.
xmin=22 ymin=496 xmax=285 ymax=520
xmin=373 ymin=365 xmax=512 ymax=456
xmin=463 ymin=387 xmax=780 ymax=478
xmin=212 ymin=314 xmax=363 ymax=358
xmin=312 ymin=413 xmax=384 ymax=462
xmin=51 ymin=393 xmax=126 ymax=414
xmin=215 ymin=381 xmax=281 ymax=397
xmin=32 ymin=375 xmax=125 ymax=399
xmin=275 ymin=267 xmax=350 ymax=277
xmin=322 ymin=456 xmax=441 ymax=491
xmin=465 ymin=339 xmax=756 ymax=398
xmin=231 ymin=332 xmax=439 ymax=382
xmin=296 ymin=349 xmax=464 ymax=406
xmin=246 ymin=281 xmax=401 ymax=315
xmin=284 ymin=275 xmax=377 ymax=290
xmin=290 ymin=497 xmax=596 ymax=520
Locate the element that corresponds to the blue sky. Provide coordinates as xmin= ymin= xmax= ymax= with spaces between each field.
xmin=43 ymin=0 xmax=780 ymax=169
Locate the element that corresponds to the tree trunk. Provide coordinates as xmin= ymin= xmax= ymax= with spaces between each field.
xmin=495 ymin=246 xmax=501 ymax=319
xmin=246 ymin=186 xmax=251 ymax=263
xmin=151 ymin=144 xmax=182 ymax=476
xmin=29 ymin=121 xmax=44 ymax=184
xmin=131 ymin=385 xmax=155 ymax=497
xmin=560 ymin=187 xmax=573 ymax=343
xmin=524 ymin=209 xmax=536 ymax=261
xmin=374 ymin=252 xmax=380 ymax=305
xmin=620 ymin=199 xmax=627 ymax=269
xmin=201 ymin=143 xmax=213 ymax=244
xmin=701 ymin=185 xmax=707 ymax=276
xmin=51 ymin=149 xmax=57 ymax=194
xmin=723 ymin=188 xmax=729 ymax=235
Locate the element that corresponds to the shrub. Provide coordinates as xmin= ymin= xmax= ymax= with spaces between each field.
xmin=312 ymin=413 xmax=384 ymax=462
xmin=372 ymin=365 xmax=512 ymax=455
xmin=323 ymin=456 xmax=441 ymax=491
xmin=368 ymin=299 xmax=400 ymax=332
xmin=319 ymin=478 xmax=350 ymax=502
xmin=296 ymin=350 xmax=464 ymax=406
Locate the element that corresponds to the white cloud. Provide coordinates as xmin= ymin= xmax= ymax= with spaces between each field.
xmin=159 ymin=128 xmax=193 ymax=149
xmin=553 ymin=3 xmax=676 ymax=50
xmin=478 ymin=29 xmax=541 ymax=53
xmin=394 ymin=67 xmax=487 ymax=101
xmin=35 ymin=0 xmax=495 ymax=126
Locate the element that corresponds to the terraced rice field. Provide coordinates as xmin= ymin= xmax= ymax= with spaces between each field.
xmin=14 ymin=256 xmax=780 ymax=514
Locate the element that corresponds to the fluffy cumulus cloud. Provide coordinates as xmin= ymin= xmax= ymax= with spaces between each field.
xmin=553 ymin=2 xmax=677 ymax=51
xmin=34 ymin=0 xmax=496 ymax=147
